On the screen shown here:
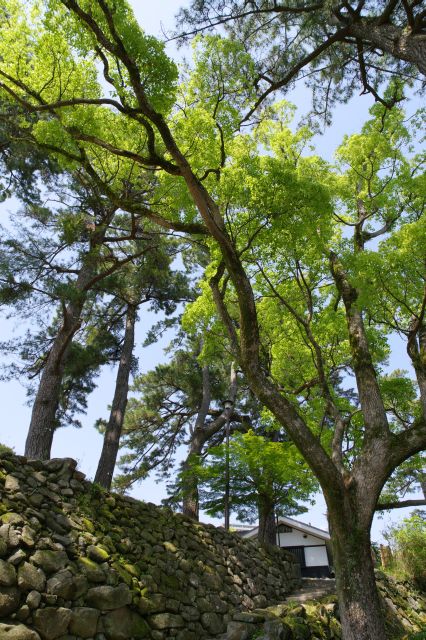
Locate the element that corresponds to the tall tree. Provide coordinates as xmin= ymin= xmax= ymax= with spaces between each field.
xmin=94 ymin=242 xmax=190 ymax=489
xmin=117 ymin=334 xmax=252 ymax=518
xmin=177 ymin=0 xmax=426 ymax=121
xmin=0 ymin=5 xmax=424 ymax=638
xmin=0 ymin=169 xmax=178 ymax=458
xmin=94 ymin=303 xmax=137 ymax=489
xmin=196 ymin=429 xmax=318 ymax=543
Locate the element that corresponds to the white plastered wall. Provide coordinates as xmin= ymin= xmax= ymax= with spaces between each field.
xmin=277 ymin=530 xmax=325 ymax=547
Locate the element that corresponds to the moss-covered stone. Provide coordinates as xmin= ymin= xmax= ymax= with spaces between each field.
xmin=33 ymin=607 xmax=72 ymax=640
xmin=86 ymin=583 xmax=132 ymax=610
xmin=0 ymin=585 xmax=20 ymax=616
xmin=69 ymin=607 xmax=100 ymax=638
xmin=77 ymin=556 xmax=105 ymax=583
xmin=30 ymin=550 xmax=67 ymax=574
xmin=103 ymin=606 xmax=150 ymax=639
xmin=0 ymin=559 xmax=17 ymax=586
xmin=1 ymin=512 xmax=24 ymax=525
xmin=149 ymin=612 xmax=185 ymax=629
xmin=17 ymin=563 xmax=46 ymax=593
xmin=87 ymin=544 xmax=109 ymax=563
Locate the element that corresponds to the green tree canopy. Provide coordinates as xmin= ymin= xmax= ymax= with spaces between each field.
xmin=196 ymin=429 xmax=318 ymax=523
xmin=177 ymin=0 xmax=426 ymax=123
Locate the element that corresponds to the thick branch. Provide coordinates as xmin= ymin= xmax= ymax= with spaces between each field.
xmin=330 ymin=251 xmax=389 ymax=441
xmin=348 ymin=20 xmax=426 ymax=75
xmin=376 ymin=498 xmax=426 ymax=511
xmin=389 ymin=419 xmax=426 ymax=471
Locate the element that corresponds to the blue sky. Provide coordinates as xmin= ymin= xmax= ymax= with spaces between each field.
xmin=0 ymin=0 xmax=422 ymax=543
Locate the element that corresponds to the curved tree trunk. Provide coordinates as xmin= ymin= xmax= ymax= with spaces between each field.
xmin=95 ymin=303 xmax=137 ymax=489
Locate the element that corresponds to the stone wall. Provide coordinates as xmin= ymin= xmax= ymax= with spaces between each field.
xmin=0 ymin=453 xmax=300 ymax=640
xmin=213 ymin=574 xmax=426 ymax=639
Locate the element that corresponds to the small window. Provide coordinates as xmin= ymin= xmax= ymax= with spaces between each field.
xmin=277 ymin=524 xmax=292 ymax=533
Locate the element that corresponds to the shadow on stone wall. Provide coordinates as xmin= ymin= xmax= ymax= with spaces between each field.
xmin=0 ymin=453 xmax=300 ymax=639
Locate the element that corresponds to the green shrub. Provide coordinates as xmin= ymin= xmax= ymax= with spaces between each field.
xmin=386 ymin=511 xmax=426 ymax=591
xmin=0 ymin=443 xmax=14 ymax=456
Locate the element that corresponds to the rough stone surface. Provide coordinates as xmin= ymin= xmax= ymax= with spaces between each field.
xmin=0 ymin=623 xmax=41 ymax=640
xmin=18 ymin=562 xmax=46 ymax=592
xmin=33 ymin=607 xmax=72 ymax=640
xmin=216 ymin=574 xmax=426 ymax=639
xmin=46 ymin=570 xmax=81 ymax=600
xmin=149 ymin=613 xmax=185 ymax=630
xmin=31 ymin=550 xmax=68 ymax=574
xmin=26 ymin=590 xmax=42 ymax=609
xmin=69 ymin=607 xmax=100 ymax=638
xmin=0 ymin=558 xmax=17 ymax=586
xmin=102 ymin=607 xmax=150 ymax=639
xmin=201 ymin=612 xmax=226 ymax=635
xmin=86 ymin=583 xmax=132 ymax=610
xmin=0 ymin=454 xmax=350 ymax=640
xmin=0 ymin=585 xmax=21 ymax=616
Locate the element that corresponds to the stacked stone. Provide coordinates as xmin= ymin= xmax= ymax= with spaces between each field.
xmin=0 ymin=452 xmax=300 ymax=640
xmin=210 ymin=574 xmax=426 ymax=639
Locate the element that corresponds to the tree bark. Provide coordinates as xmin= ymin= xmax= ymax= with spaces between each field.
xmin=348 ymin=21 xmax=426 ymax=76
xmin=182 ymin=364 xmax=211 ymax=520
xmin=24 ymin=267 xmax=93 ymax=459
xmin=258 ymin=495 xmax=276 ymax=546
xmin=408 ymin=320 xmax=426 ymax=419
xmin=94 ymin=303 xmax=137 ymax=489
xmin=182 ymin=451 xmax=201 ymax=520
xmin=328 ymin=508 xmax=387 ymax=640
xmin=23 ymin=210 xmax=116 ymax=461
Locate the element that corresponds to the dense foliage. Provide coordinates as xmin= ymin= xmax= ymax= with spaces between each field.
xmin=385 ymin=511 xmax=426 ymax=590
xmin=0 ymin=2 xmax=424 ymax=638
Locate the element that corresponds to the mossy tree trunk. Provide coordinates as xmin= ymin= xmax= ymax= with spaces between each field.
xmin=327 ymin=492 xmax=387 ymax=640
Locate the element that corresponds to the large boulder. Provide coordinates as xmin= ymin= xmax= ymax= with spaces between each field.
xmin=33 ymin=607 xmax=72 ymax=640
xmin=18 ymin=563 xmax=46 ymax=593
xmin=30 ymin=551 xmax=67 ymax=574
xmin=102 ymin=606 xmax=150 ymax=639
xmin=69 ymin=607 xmax=100 ymax=638
xmin=86 ymin=583 xmax=132 ymax=610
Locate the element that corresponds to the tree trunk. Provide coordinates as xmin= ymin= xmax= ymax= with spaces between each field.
xmin=182 ymin=361 xmax=238 ymax=520
xmin=327 ymin=498 xmax=387 ymax=640
xmin=258 ymin=495 xmax=277 ymax=546
xmin=24 ymin=286 xmax=89 ymax=459
xmin=181 ymin=363 xmax=211 ymax=520
xmin=182 ymin=452 xmax=201 ymax=520
xmin=24 ymin=221 xmax=112 ymax=460
xmin=94 ymin=303 xmax=137 ymax=489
